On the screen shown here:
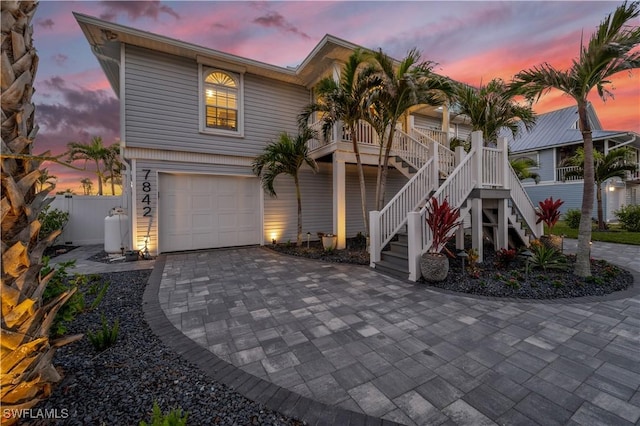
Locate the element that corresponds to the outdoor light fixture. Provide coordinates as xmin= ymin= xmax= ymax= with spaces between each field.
xmin=521 ymin=249 xmax=533 ymax=280
xmin=307 ymin=232 xmax=311 ymax=248
xmin=457 ymin=250 xmax=468 ymax=272
xmin=270 ymin=232 xmax=277 ymax=245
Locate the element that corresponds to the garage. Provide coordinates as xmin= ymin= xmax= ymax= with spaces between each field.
xmin=158 ymin=173 xmax=260 ymax=252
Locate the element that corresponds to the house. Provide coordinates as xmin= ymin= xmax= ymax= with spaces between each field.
xmin=75 ymin=13 xmax=542 ymax=281
xmin=505 ymin=104 xmax=640 ymax=222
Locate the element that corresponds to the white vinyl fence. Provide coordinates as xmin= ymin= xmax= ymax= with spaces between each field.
xmin=48 ymin=195 xmax=128 ymax=246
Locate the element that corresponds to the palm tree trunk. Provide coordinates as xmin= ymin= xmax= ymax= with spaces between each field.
xmin=596 ymin=182 xmax=605 ymax=231
xmin=350 ymin=125 xmax=369 ymax=234
xmin=295 ymin=175 xmax=303 ymax=246
xmin=1 ymin=2 xmax=81 ymax=420
xmin=575 ymin=102 xmax=594 ymax=277
xmin=94 ymin=159 xmax=103 ymax=195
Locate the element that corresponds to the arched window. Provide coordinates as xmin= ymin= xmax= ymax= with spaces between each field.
xmin=204 ymin=71 xmax=238 ymax=131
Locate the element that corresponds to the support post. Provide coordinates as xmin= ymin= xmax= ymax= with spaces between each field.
xmin=454 ymin=145 xmax=465 ymax=167
xmin=333 ymin=153 xmax=346 ymax=249
xmin=407 ymin=211 xmax=422 ymax=282
xmin=497 ymin=198 xmax=508 ymax=251
xmin=498 ymin=137 xmax=509 ymax=188
xmin=471 ymin=197 xmax=483 ymax=262
xmin=369 ymin=210 xmax=380 ymax=266
xmin=432 ymin=139 xmax=440 ymax=185
xmin=471 ymin=131 xmax=483 ymax=187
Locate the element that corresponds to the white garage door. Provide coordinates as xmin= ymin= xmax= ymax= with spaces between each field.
xmin=159 ymin=173 xmax=260 ymax=252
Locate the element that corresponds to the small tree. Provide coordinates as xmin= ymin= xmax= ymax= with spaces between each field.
xmin=252 ymin=128 xmax=318 ymax=246
xmin=80 ymin=177 xmax=93 ymax=195
xmin=536 ymin=197 xmax=564 ymax=235
xmin=425 ymin=197 xmax=462 ymax=254
xmin=67 ymin=136 xmax=109 ymax=195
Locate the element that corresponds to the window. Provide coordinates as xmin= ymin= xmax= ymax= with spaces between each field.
xmin=200 ymin=68 xmax=243 ymax=136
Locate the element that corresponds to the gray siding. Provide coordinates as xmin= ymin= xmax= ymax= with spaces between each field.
xmin=346 ymin=165 xmax=406 ymax=236
xmin=413 ymin=114 xmax=441 ymax=129
xmin=524 ymin=182 xmax=598 ymax=219
xmin=263 ymin=163 xmax=333 ymax=244
xmin=124 ymin=45 xmax=309 ymax=157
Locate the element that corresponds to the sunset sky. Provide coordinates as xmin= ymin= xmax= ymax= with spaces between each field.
xmin=32 ymin=1 xmax=640 ymax=193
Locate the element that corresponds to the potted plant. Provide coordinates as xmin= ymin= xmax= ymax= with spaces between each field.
xmin=535 ymin=197 xmax=564 ymax=251
xmin=321 ymin=233 xmax=337 ymax=251
xmin=420 ymin=197 xmax=462 ymax=282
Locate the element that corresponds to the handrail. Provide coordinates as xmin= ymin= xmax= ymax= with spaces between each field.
xmin=392 ymin=128 xmax=430 ymax=170
xmin=507 ymin=164 xmax=543 ymax=238
xmin=482 ymin=147 xmax=503 ymax=186
xmin=412 ymin=126 xmax=449 ymax=146
xmin=376 ymin=158 xmax=437 ymax=251
xmin=437 ymin=143 xmax=456 ymax=176
xmin=419 ymin=149 xmax=476 ymax=255
xmin=342 ymin=120 xmax=379 ymax=146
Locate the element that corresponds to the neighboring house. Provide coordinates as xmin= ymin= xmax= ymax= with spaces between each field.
xmin=76 ymin=13 xmax=542 ymax=281
xmin=505 ymin=104 xmax=640 ymax=222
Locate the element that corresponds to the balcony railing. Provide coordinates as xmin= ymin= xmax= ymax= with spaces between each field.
xmin=412 ymin=126 xmax=449 ymax=146
xmin=556 ymin=166 xmax=583 ymax=182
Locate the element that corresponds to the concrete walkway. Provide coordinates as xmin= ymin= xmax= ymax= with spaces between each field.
xmin=142 ymin=241 xmax=640 ymax=426
xmin=51 ymin=242 xmax=640 ymax=424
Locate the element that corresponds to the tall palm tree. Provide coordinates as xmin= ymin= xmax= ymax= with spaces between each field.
xmin=103 ymin=143 xmax=122 ymax=195
xmin=67 ymin=136 xmax=109 ymax=195
xmin=36 ymin=168 xmax=57 ymax=193
xmin=1 ymin=2 xmax=81 ymax=420
xmin=562 ymin=147 xmax=638 ymax=230
xmin=453 ymin=78 xmax=536 ymax=145
xmin=299 ymin=49 xmax=379 ymax=233
xmin=509 ymin=1 xmax=640 ymax=276
xmin=368 ymin=48 xmax=452 ymax=209
xmin=252 ymin=128 xmax=319 ymax=246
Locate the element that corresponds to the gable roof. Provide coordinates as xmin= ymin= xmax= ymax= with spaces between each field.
xmin=506 ymin=104 xmax=636 ymax=153
xmin=74 ymin=13 xmax=363 ymax=96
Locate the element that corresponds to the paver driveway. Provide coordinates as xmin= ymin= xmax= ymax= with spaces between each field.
xmin=150 ymin=246 xmax=640 ymax=425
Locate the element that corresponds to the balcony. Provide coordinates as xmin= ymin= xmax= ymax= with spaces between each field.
xmin=557 ymin=163 xmax=640 ymax=183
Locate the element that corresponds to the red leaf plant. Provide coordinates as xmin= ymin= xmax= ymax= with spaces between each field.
xmin=426 ymin=196 xmax=462 ymax=254
xmin=535 ymin=196 xmax=564 ymax=233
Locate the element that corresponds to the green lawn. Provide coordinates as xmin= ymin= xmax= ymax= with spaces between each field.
xmin=548 ymin=221 xmax=640 ymax=245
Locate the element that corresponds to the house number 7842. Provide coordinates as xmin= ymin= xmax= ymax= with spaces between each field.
xmin=141 ymin=169 xmax=152 ymax=217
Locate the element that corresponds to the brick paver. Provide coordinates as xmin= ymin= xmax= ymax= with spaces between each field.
xmin=146 ymin=242 xmax=640 ymax=425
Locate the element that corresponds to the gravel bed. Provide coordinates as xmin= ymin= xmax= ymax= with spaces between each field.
xmin=422 ymin=250 xmax=633 ymax=299
xmin=269 ymin=239 xmax=369 ymax=265
xmin=30 ymin=269 xmax=303 ymax=426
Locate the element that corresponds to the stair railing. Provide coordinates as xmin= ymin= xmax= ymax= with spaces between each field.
xmin=391 ymin=128 xmax=430 ymax=170
xmin=507 ymin=163 xmax=543 ymax=238
xmin=306 ymin=120 xmax=331 ymax=152
xmin=418 ymin=148 xmax=477 ymax=258
xmin=369 ymin=158 xmax=437 ymax=265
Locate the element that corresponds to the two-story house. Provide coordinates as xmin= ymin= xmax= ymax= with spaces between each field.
xmin=505 ymin=104 xmax=640 ymax=222
xmin=76 ymin=13 xmax=542 ymax=281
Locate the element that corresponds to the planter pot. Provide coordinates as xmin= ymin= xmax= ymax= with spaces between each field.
xmin=540 ymin=235 xmax=563 ymax=252
xmin=420 ymin=252 xmax=449 ymax=282
xmin=322 ymin=235 xmax=337 ymax=251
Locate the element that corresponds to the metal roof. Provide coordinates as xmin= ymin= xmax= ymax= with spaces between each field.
xmin=504 ymin=104 xmax=637 ymax=152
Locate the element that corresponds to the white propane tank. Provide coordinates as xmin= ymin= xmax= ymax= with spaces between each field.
xmin=104 ymin=208 xmax=128 ymax=253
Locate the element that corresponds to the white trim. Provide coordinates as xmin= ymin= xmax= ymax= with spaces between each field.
xmin=199 ymin=65 xmax=245 ymax=137
xmin=123 ymin=147 xmax=253 ymax=166
xmin=131 ymin=158 xmax=137 ymax=251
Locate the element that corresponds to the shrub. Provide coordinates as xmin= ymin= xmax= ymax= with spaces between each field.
xmin=535 ymin=197 xmax=564 ymax=234
xmin=139 ymin=401 xmax=189 ymax=426
xmin=528 ymin=244 xmax=568 ymax=272
xmin=38 ymin=205 xmax=70 ymax=239
xmin=87 ymin=314 xmax=120 ymax=352
xmin=615 ymin=204 xmax=640 ymax=232
xmin=42 ymin=258 xmax=84 ymax=336
xmin=564 ymin=208 xmax=581 ymax=229
xmin=425 ymin=197 xmax=462 ymax=253
xmin=495 ymin=248 xmax=517 ymax=269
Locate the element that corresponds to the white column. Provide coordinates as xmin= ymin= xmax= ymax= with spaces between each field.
xmin=408 ymin=114 xmax=415 ymax=134
xmin=497 ymin=198 xmax=508 ymax=251
xmin=333 ymin=153 xmax=346 ymax=249
xmin=455 ymin=146 xmax=467 ymax=251
xmin=369 ymin=210 xmax=380 ymax=265
xmin=432 ymin=139 xmax=440 ymax=185
xmin=471 ymin=197 xmax=483 ymax=263
xmin=471 ymin=131 xmax=483 ymax=187
xmin=498 ymin=137 xmax=509 ymax=188
xmin=407 ymin=211 xmax=422 ymax=282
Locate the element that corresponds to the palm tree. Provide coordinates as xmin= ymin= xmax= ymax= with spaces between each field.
xmin=67 ymin=136 xmax=109 ymax=195
xmin=453 ymin=78 xmax=536 ymax=145
xmin=36 ymin=168 xmax=58 ymax=193
xmin=103 ymin=143 xmax=122 ymax=195
xmin=80 ymin=177 xmax=94 ymax=195
xmin=510 ymin=157 xmax=541 ymax=183
xmin=368 ymin=48 xmax=453 ymax=210
xmin=299 ymin=49 xmax=379 ymax=233
xmin=562 ymin=147 xmax=638 ymax=230
xmin=1 ymin=2 xmax=81 ymax=419
xmin=509 ymin=1 xmax=640 ymax=276
xmin=252 ymin=128 xmax=319 ymax=246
